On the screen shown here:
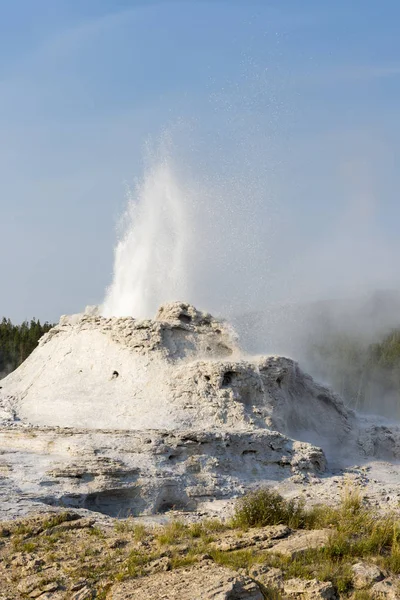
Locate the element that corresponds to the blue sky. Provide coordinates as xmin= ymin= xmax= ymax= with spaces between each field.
xmin=1 ymin=1 xmax=400 ymax=321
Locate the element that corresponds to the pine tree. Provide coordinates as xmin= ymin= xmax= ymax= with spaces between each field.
xmin=0 ymin=318 xmax=54 ymax=378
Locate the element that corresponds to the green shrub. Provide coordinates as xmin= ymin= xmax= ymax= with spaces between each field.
xmin=352 ymin=592 xmax=374 ymax=600
xmin=155 ymin=520 xmax=188 ymax=545
xmin=232 ymin=487 xmax=308 ymax=529
xmin=210 ymin=548 xmax=257 ymax=571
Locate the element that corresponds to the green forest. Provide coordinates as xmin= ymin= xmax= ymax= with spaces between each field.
xmin=0 ymin=318 xmax=54 ymax=378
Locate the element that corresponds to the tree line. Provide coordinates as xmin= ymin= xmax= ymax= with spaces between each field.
xmin=0 ymin=318 xmax=54 ymax=378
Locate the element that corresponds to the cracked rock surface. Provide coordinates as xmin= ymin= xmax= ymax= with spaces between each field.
xmin=109 ymin=562 xmax=264 ymax=600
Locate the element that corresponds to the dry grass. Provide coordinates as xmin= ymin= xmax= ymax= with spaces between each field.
xmin=0 ymin=486 xmax=399 ymax=598
xmin=232 ymin=487 xmax=308 ymax=529
xmin=352 ymin=592 xmax=374 ymax=600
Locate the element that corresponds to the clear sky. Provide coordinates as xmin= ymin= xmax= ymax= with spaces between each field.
xmin=1 ymin=1 xmax=400 ymax=322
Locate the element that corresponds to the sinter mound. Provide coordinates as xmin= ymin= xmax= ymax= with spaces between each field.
xmin=0 ymin=302 xmax=399 ymax=520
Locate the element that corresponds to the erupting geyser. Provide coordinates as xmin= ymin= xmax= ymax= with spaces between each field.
xmin=1 ymin=152 xmax=400 ymax=522
xmin=102 ymin=161 xmax=192 ymax=319
xmin=101 ymin=148 xmax=277 ymax=323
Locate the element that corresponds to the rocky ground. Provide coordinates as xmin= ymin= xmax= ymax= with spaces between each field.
xmin=1 ymin=487 xmax=400 ymax=600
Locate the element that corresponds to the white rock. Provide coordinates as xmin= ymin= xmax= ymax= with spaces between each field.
xmin=351 ymin=562 xmax=383 ymax=589
xmin=283 ymin=578 xmax=337 ymax=599
xmin=0 ymin=302 xmax=400 ymax=520
xmin=248 ymin=565 xmax=284 ymax=589
xmin=371 ymin=578 xmax=400 ymax=599
xmin=108 ymin=561 xmax=264 ymax=599
xmin=0 ymin=302 xmax=350 ymax=439
xmin=268 ymin=529 xmax=331 ymax=558
xmin=0 ymin=426 xmax=325 ymax=519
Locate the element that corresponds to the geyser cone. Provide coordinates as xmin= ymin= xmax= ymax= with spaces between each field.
xmin=0 ymin=302 xmax=350 ymax=447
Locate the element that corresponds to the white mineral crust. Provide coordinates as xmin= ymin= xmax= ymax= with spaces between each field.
xmin=0 ymin=302 xmax=399 ymax=520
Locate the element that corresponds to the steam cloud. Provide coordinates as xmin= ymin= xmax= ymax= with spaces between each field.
xmin=102 ymin=130 xmax=400 ymax=418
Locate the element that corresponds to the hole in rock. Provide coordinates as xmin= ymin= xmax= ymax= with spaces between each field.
xmin=112 ymin=370 xmax=119 ymax=379
xmin=204 ymin=375 xmax=211 ymax=381
xmin=154 ymin=483 xmax=194 ymax=513
xmin=222 ymin=371 xmax=236 ymax=387
xmin=43 ymin=488 xmax=144 ymax=518
xmin=83 ymin=489 xmax=141 ymax=517
xmin=276 ymin=376 xmax=283 ymax=387
xmin=41 ymin=483 xmax=196 ymax=518
xmin=178 ymin=314 xmax=192 ymax=324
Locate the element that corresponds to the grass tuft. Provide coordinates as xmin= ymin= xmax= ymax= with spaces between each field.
xmin=156 ymin=520 xmax=188 ymax=545
xmin=352 ymin=592 xmax=374 ymax=600
xmin=232 ymin=487 xmax=308 ymax=529
xmin=210 ymin=548 xmax=257 ymax=571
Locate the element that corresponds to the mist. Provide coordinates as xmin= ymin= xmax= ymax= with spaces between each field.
xmin=102 ymin=118 xmax=400 ymax=419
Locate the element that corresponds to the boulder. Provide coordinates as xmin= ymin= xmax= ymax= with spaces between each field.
xmin=248 ymin=565 xmax=284 ymax=589
xmin=351 ymin=561 xmax=383 ymax=589
xmin=283 ymin=578 xmax=337 ymax=599
xmin=107 ymin=562 xmax=264 ymax=599
xmin=211 ymin=525 xmax=290 ymax=552
xmin=70 ymin=588 xmax=95 ymax=600
xmin=268 ymin=529 xmax=332 ymax=558
xmin=371 ymin=578 xmax=400 ymax=599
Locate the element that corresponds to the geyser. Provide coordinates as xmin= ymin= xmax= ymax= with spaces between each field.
xmin=103 ymin=161 xmax=192 ymax=319
xmin=101 ymin=144 xmax=278 ymax=322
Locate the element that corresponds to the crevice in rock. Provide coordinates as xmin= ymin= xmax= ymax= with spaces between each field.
xmin=154 ymin=484 xmax=194 ymax=513
xmin=178 ymin=314 xmax=192 ymax=325
xmin=222 ymin=371 xmax=236 ymax=387
xmin=41 ymin=487 xmax=144 ymax=518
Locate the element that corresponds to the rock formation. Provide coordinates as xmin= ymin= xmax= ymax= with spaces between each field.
xmin=0 ymin=302 xmax=399 ymax=520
